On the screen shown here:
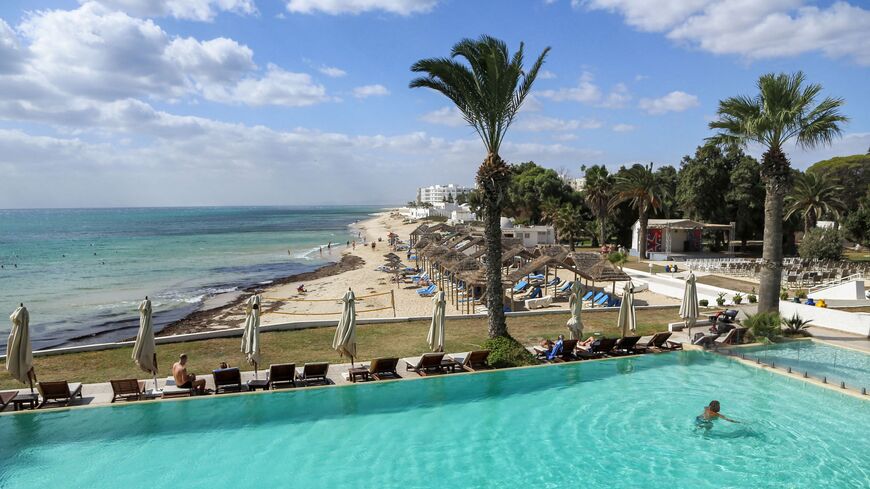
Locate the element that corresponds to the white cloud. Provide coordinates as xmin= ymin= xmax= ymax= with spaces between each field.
xmin=552 ymin=133 xmax=578 ymax=141
xmin=580 ymin=0 xmax=870 ymax=66
xmin=517 ymin=115 xmax=602 ymax=132
xmin=211 ymin=64 xmax=332 ymax=107
xmin=353 ymin=84 xmax=390 ymax=98
xmin=82 ymin=0 xmax=258 ymax=21
xmin=612 ymin=123 xmax=635 ymax=132
xmin=638 ymin=91 xmax=699 ymax=114
xmin=538 ymin=70 xmax=557 ymax=79
xmin=420 ymin=106 xmax=465 ymax=127
xmin=286 ymin=0 xmax=438 ymax=15
xmin=539 ymin=71 xmax=631 ymax=108
xmin=0 ymin=20 xmax=23 ymax=74
xmin=318 ymin=65 xmax=347 ymax=77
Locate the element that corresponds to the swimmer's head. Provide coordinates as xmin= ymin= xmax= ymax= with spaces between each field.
xmin=709 ymin=400 xmax=721 ymax=412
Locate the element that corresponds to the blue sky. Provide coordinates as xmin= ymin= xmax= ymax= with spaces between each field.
xmin=0 ymin=0 xmax=867 ymax=208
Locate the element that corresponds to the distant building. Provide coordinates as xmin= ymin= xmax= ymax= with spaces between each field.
xmin=449 ymin=204 xmax=476 ymax=224
xmin=630 ymin=218 xmax=735 ymax=259
xmin=416 ymin=184 xmax=473 ymax=204
xmin=569 ymin=177 xmax=586 ymax=192
xmin=501 ymin=218 xmax=555 ymax=247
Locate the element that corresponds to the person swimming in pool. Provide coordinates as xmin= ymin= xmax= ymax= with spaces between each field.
xmin=696 ymin=400 xmax=738 ymax=428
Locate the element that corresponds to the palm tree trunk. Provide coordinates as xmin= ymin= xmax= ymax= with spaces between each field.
xmin=758 ymin=147 xmax=791 ymax=314
xmin=638 ymin=213 xmax=649 ymax=260
xmin=477 ymin=153 xmax=510 ymax=338
xmin=598 ymin=210 xmax=606 ymax=246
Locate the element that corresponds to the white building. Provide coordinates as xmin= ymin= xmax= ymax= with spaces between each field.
xmin=416 ymin=184 xmax=473 ymax=204
xmin=569 ymin=177 xmax=586 ymax=192
xmin=501 ymin=218 xmax=555 ymax=247
xmin=402 ymin=202 xmax=465 ymax=220
xmin=450 ymin=204 xmax=477 ymax=223
xmin=630 ymin=218 xmax=735 ymax=259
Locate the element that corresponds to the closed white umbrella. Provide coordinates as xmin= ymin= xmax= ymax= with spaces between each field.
xmin=566 ymin=282 xmax=584 ymax=340
xmin=132 ymin=297 xmax=159 ymax=392
xmin=428 ymin=290 xmax=446 ymax=352
xmin=680 ymin=272 xmax=700 ymax=339
xmin=7 ymin=304 xmax=36 ymax=392
xmin=242 ymin=294 xmax=262 ymax=378
xmin=616 ymin=281 xmax=637 ymax=338
xmin=333 ymin=289 xmax=357 ymax=366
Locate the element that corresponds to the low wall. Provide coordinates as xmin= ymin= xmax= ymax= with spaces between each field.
xmin=779 ymin=301 xmax=870 ymax=337
xmin=626 ymin=269 xmax=742 ymax=305
xmin=1 ymin=304 xmax=680 ymax=360
xmin=808 ymin=280 xmax=865 ymax=301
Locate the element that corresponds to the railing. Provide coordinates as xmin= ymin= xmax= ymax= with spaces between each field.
xmin=808 ymin=272 xmax=865 ymax=294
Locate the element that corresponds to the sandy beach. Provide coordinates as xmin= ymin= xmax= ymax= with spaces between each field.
xmin=159 ymin=210 xmax=678 ymax=336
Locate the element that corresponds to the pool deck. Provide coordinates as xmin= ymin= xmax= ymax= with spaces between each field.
xmin=2 ymin=327 xmax=866 ymax=414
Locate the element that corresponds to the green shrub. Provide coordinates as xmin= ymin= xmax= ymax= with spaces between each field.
xmin=798 ymin=228 xmax=843 ymax=261
xmin=748 ymin=288 xmax=757 ymax=303
xmin=699 ymin=299 xmax=709 ymax=307
xmin=780 ymin=288 xmax=789 ymax=300
xmin=781 ymin=313 xmax=813 ymax=337
xmin=483 ymin=335 xmax=538 ymax=368
xmin=733 ymin=293 xmax=743 ymax=304
xmin=716 ymin=292 xmax=727 ymax=306
xmin=743 ymin=312 xmax=781 ymax=342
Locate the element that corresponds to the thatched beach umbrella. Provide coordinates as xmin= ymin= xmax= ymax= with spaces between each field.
xmin=133 ymin=297 xmax=158 ymax=391
xmin=566 ymin=282 xmax=584 ymax=340
xmin=7 ymin=304 xmax=36 ymax=392
xmin=428 ymin=291 xmax=446 ymax=352
xmin=333 ymin=289 xmax=357 ymax=366
xmin=616 ymin=281 xmax=637 ymax=338
xmin=242 ymin=294 xmax=262 ymax=378
xmin=680 ymin=272 xmax=699 ymax=339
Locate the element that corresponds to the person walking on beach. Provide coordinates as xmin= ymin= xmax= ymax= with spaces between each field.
xmin=172 ymin=354 xmax=206 ymax=395
xmin=352 ymin=241 xmax=356 ymax=250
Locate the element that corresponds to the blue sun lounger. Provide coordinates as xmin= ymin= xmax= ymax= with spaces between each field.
xmin=590 ymin=292 xmax=604 ymax=303
xmin=417 ymin=284 xmax=436 ymax=295
xmin=558 ymin=281 xmax=573 ymax=293
xmin=595 ymin=294 xmax=609 ymax=306
xmin=581 ymin=290 xmax=594 ymax=301
xmin=547 ymin=277 xmax=560 ymax=286
xmin=513 ymin=280 xmax=529 ymax=293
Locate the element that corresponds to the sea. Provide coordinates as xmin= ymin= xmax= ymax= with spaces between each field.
xmin=0 ymin=206 xmax=382 ymax=353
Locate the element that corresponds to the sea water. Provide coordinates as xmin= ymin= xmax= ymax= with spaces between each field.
xmin=0 ymin=206 xmax=380 ymax=351
xmin=0 ymin=351 xmax=867 ymax=488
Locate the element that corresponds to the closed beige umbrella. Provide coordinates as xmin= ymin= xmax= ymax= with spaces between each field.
xmin=566 ymin=282 xmax=584 ymax=340
xmin=428 ymin=290 xmax=446 ymax=352
xmin=680 ymin=272 xmax=699 ymax=339
xmin=333 ymin=289 xmax=357 ymax=365
xmin=616 ymin=281 xmax=637 ymax=338
xmin=241 ymin=294 xmax=262 ymax=378
xmin=132 ymin=297 xmax=158 ymax=392
xmin=7 ymin=304 xmax=36 ymax=392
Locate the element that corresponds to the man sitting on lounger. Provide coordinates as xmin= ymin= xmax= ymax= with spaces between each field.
xmin=173 ymin=354 xmax=206 ymax=394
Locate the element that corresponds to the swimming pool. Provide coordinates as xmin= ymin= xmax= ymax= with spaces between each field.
xmin=736 ymin=340 xmax=870 ymax=391
xmin=1 ymin=352 xmax=868 ymax=488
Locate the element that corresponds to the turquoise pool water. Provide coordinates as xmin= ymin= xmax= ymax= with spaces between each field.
xmin=1 ymin=352 xmax=868 ymax=488
xmin=737 ymin=340 xmax=870 ymax=391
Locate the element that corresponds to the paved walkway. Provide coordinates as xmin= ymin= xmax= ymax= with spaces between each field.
xmin=807 ymin=326 xmax=870 ymax=352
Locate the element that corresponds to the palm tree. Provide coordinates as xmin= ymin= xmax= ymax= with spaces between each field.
xmin=410 ymin=36 xmax=550 ymax=338
xmin=582 ymin=165 xmax=614 ymax=247
xmin=785 ymin=172 xmax=846 ymax=233
xmin=612 ymin=163 xmax=665 ymax=260
xmin=709 ymin=72 xmax=847 ymax=313
xmin=552 ymin=203 xmax=584 ymax=250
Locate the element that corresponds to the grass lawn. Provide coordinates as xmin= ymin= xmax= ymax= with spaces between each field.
xmin=623 ymin=259 xmax=667 ymax=274
xmin=0 ymin=308 xmax=682 ymax=389
xmin=844 ymin=249 xmax=870 ymax=263
xmin=695 ymin=275 xmax=757 ymax=293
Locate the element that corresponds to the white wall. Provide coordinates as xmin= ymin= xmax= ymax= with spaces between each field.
xmin=808 ymin=280 xmax=865 ymax=301
xmin=779 ymin=301 xmax=870 ymax=337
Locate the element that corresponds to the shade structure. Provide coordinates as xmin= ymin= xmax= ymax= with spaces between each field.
xmin=241 ymin=294 xmax=262 ymax=377
xmin=428 ymin=290 xmax=446 ymax=352
xmin=679 ymin=272 xmax=700 ymax=338
xmin=616 ymin=281 xmax=637 ymax=337
xmin=6 ymin=305 xmax=35 ymax=392
xmin=333 ymin=289 xmax=357 ymax=365
xmin=132 ymin=298 xmax=158 ymax=391
xmin=566 ymin=282 xmax=584 ymax=340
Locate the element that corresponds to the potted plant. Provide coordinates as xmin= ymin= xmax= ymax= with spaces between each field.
xmin=716 ymin=292 xmax=727 ymax=307
xmin=747 ymin=288 xmax=757 ymax=304
xmin=781 ymin=313 xmax=812 ymax=337
xmin=780 ymin=288 xmax=789 ymax=301
xmin=733 ymin=293 xmax=744 ymax=304
xmin=699 ymin=299 xmax=709 ymax=307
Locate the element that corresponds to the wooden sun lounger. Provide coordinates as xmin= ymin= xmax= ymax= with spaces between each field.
xmin=212 ymin=368 xmax=243 ymax=394
xmin=37 ymin=381 xmax=83 ymax=408
xmin=368 ymin=357 xmax=401 ymax=380
xmin=533 ymin=339 xmax=579 ymax=361
xmin=576 ymin=337 xmax=618 ymax=358
xmin=612 ymin=336 xmax=642 ymax=356
xmin=162 ymin=377 xmax=193 ymax=398
xmin=0 ymin=391 xmax=17 ymax=411
xmin=402 ymin=352 xmax=446 ymax=376
xmin=296 ymin=362 xmax=330 ymax=386
xmin=267 ymin=363 xmax=297 ymax=389
xmin=447 ymin=350 xmax=491 ymax=371
xmin=636 ymin=332 xmax=682 ymax=352
xmin=110 ymin=379 xmax=145 ymax=402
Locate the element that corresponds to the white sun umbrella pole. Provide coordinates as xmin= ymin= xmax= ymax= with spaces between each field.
xmin=566 ymin=281 xmax=584 ymax=340
xmin=133 ymin=297 xmax=159 ymax=393
xmin=333 ymin=289 xmax=357 ymax=366
xmin=7 ymin=304 xmax=36 ymax=393
xmin=241 ymin=294 xmax=262 ymax=379
xmin=428 ymin=291 xmax=446 ymax=352
xmin=616 ymin=281 xmax=637 ymax=338
xmin=680 ymin=272 xmax=700 ymax=340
